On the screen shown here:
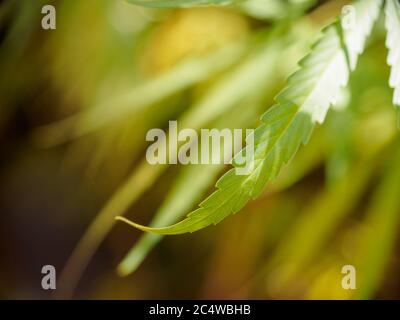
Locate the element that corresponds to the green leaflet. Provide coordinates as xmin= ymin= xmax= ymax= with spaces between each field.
xmin=116 ymin=0 xmax=383 ymax=235
xmin=118 ymin=124 xmax=324 ymax=276
xmin=269 ymin=130 xmax=324 ymax=192
xmin=385 ymin=0 xmax=400 ymax=126
xmin=58 ymin=30 xmax=284 ymax=296
xmin=118 ymin=164 xmax=224 ymax=276
xmin=117 ymin=106 xmax=253 ymax=276
xmin=126 ymin=0 xmax=242 ymax=8
xmin=117 ymin=34 xmax=287 ymax=275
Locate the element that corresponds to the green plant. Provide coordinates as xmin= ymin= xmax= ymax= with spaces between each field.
xmin=117 ymin=0 xmax=398 ymax=235
xmin=44 ymin=0 xmax=400 ymax=298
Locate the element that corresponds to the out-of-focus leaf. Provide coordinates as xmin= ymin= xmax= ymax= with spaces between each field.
xmin=118 ymin=95 xmax=266 ymax=275
xmin=384 ymin=0 xmax=400 ymax=126
xmin=117 ymin=0 xmax=382 ymax=235
xmin=117 ymin=29 xmax=292 ymax=275
xmin=34 ymin=42 xmax=246 ymax=146
xmin=324 ymin=109 xmax=354 ymax=185
xmin=127 ymin=0 xmax=243 ymax=8
xmin=236 ymin=0 xmax=288 ymax=20
xmin=179 ymin=30 xmax=285 ymax=128
xmin=355 ymin=144 xmax=400 ymax=299
xmin=267 ymin=160 xmax=374 ymax=285
xmin=118 ymin=164 xmax=223 ymax=276
xmin=59 ymin=29 xmax=285 ymax=296
xmin=265 ymin=102 xmax=397 ymax=286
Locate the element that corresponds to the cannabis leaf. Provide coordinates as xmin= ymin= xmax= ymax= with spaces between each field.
xmin=385 ymin=0 xmax=400 ymax=125
xmin=116 ymin=0 xmax=383 ymax=234
xmin=117 ymin=36 xmax=285 ymax=275
xmin=58 ymin=31 xmax=283 ymax=294
xmin=126 ymin=0 xmax=242 ymax=8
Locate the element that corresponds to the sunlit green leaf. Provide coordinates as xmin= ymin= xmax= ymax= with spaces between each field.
xmin=60 ymin=29 xmax=285 ymax=293
xmin=384 ymin=0 xmax=400 ymax=125
xmin=117 ymin=0 xmax=383 ymax=235
xmin=117 ymin=31 xmax=289 ymax=275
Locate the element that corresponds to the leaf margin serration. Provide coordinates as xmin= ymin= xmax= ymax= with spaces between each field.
xmin=116 ymin=0 xmax=383 ymax=235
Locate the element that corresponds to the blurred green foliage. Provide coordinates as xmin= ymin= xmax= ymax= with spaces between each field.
xmin=0 ymin=0 xmax=399 ymax=300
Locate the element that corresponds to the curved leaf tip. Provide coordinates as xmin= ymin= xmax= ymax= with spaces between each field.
xmin=116 ymin=216 xmax=168 ymax=234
